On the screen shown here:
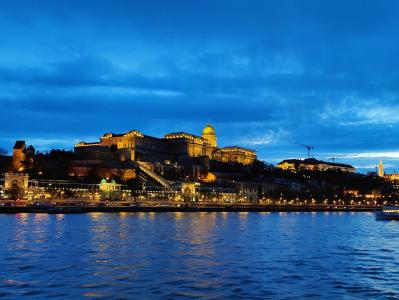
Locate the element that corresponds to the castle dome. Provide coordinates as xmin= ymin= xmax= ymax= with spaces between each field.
xmin=202 ymin=124 xmax=217 ymax=147
xmin=202 ymin=124 xmax=216 ymax=136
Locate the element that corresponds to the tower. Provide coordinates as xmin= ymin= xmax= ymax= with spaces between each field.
xmin=378 ymin=160 xmax=384 ymax=177
xmin=12 ymin=141 xmax=26 ymax=172
xmin=202 ymin=124 xmax=217 ymax=147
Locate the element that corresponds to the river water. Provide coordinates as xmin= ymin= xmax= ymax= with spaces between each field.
xmin=0 ymin=212 xmax=398 ymax=299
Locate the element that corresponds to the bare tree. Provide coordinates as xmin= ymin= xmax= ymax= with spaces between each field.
xmin=0 ymin=148 xmax=7 ymax=155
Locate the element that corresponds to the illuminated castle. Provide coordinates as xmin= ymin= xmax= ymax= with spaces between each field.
xmin=72 ymin=125 xmax=256 ymax=180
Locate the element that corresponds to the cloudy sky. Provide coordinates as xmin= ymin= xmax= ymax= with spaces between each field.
xmin=1 ymin=0 xmax=399 ymax=172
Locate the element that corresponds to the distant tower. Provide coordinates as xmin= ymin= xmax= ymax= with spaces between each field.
xmin=202 ymin=124 xmax=217 ymax=147
xmin=378 ymin=160 xmax=384 ymax=177
xmin=12 ymin=141 xmax=27 ymax=172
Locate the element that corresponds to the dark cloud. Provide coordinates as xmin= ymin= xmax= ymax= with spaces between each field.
xmin=1 ymin=0 xmax=399 ymax=172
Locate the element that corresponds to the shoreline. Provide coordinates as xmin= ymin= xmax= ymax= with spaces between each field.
xmin=0 ymin=204 xmax=380 ymax=214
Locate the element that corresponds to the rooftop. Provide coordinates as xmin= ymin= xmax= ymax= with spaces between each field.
xmin=13 ymin=141 xmax=26 ymax=150
xmin=279 ymin=158 xmax=354 ymax=169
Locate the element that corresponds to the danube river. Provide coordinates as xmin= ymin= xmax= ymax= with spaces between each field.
xmin=0 ymin=212 xmax=398 ymax=299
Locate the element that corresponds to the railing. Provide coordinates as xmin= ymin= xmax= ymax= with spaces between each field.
xmin=137 ymin=161 xmax=171 ymax=190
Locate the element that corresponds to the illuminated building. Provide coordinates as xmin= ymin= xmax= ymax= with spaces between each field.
xmin=71 ymin=125 xmax=256 ymax=186
xmin=12 ymin=141 xmax=35 ymax=172
xmin=386 ymin=173 xmax=399 ymax=183
xmin=379 ymin=161 xmax=399 ymax=182
xmin=202 ymin=124 xmax=217 ymax=147
xmin=214 ymin=146 xmax=257 ymax=165
xmin=99 ymin=178 xmax=125 ymax=200
xmin=74 ymin=124 xmax=255 ymax=169
xmin=277 ymin=158 xmax=355 ymax=173
xmin=4 ymin=173 xmax=29 ymax=199
xmin=378 ymin=160 xmax=384 ymax=177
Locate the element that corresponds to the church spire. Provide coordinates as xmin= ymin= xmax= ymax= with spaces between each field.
xmin=378 ymin=160 xmax=384 ymax=177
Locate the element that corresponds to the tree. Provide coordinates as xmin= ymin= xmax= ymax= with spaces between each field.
xmin=0 ymin=147 xmax=7 ymax=155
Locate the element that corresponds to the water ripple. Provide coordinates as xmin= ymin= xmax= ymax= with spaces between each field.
xmin=0 ymin=212 xmax=398 ymax=299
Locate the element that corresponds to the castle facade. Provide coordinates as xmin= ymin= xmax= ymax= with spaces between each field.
xmin=74 ymin=124 xmax=256 ymax=166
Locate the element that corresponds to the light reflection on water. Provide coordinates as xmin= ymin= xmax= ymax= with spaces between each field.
xmin=0 ymin=212 xmax=398 ymax=299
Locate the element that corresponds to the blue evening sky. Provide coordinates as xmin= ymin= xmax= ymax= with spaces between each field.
xmin=1 ymin=0 xmax=399 ymax=173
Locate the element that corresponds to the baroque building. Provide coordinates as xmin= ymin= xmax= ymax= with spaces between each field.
xmin=72 ymin=125 xmax=256 ymax=181
xmin=75 ymin=124 xmax=256 ymax=165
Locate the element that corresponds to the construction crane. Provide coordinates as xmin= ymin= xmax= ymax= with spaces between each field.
xmin=296 ymin=143 xmax=314 ymax=158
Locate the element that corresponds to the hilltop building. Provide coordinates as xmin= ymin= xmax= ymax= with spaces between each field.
xmin=386 ymin=172 xmax=399 ymax=182
xmin=12 ymin=141 xmax=35 ymax=172
xmin=277 ymin=158 xmax=355 ymax=173
xmin=70 ymin=125 xmax=257 ymax=184
xmin=74 ymin=124 xmax=255 ymax=165
xmin=377 ymin=160 xmax=399 ymax=182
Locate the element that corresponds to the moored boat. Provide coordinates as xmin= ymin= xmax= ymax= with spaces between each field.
xmin=374 ymin=206 xmax=399 ymax=220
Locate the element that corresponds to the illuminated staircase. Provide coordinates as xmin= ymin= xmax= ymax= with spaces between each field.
xmin=137 ymin=161 xmax=171 ymax=190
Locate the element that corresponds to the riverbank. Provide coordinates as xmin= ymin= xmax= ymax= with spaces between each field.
xmin=0 ymin=204 xmax=380 ymax=214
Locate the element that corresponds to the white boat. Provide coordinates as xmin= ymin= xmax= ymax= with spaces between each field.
xmin=374 ymin=206 xmax=399 ymax=221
